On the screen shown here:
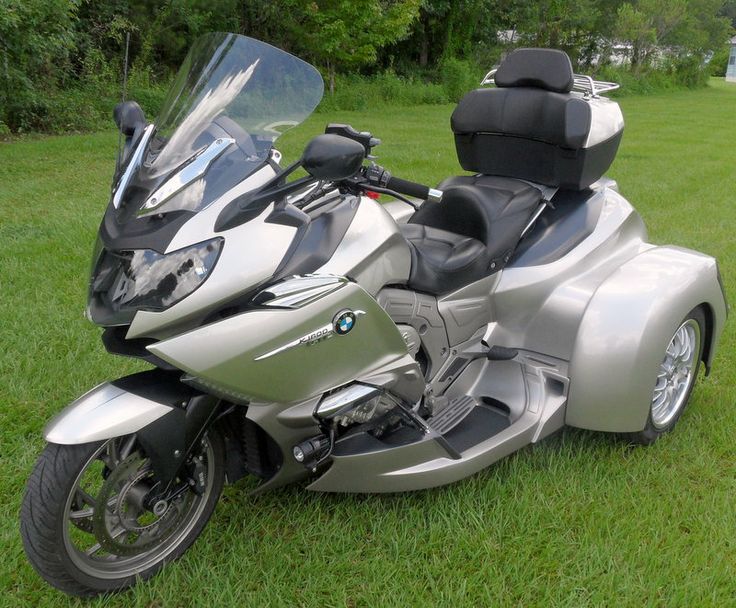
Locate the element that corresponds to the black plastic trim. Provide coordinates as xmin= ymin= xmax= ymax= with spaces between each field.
xmin=272 ymin=195 xmax=360 ymax=280
xmin=99 ymin=206 xmax=195 ymax=254
xmin=509 ymin=188 xmax=605 ymax=267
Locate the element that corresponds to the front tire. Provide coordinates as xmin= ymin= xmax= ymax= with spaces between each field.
xmin=629 ymin=306 xmax=705 ymax=445
xmin=20 ymin=429 xmax=225 ymax=596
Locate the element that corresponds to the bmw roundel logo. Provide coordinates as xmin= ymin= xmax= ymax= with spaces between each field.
xmin=333 ymin=310 xmax=357 ymax=335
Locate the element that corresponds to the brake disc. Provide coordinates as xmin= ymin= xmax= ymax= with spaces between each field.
xmin=91 ymin=453 xmax=192 ymax=557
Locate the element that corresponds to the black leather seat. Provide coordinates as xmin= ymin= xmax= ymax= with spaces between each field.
xmin=402 ymin=176 xmax=542 ymax=294
xmin=401 ymin=48 xmax=621 ymax=296
xmin=400 ymin=224 xmax=490 ymax=294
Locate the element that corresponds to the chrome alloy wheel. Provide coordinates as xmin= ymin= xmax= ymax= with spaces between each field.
xmin=651 ymin=319 xmax=701 ymax=430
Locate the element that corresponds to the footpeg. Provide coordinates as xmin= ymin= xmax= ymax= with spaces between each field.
xmin=486 ymin=346 xmax=518 ymax=361
xmin=428 ymin=396 xmax=476 ymax=435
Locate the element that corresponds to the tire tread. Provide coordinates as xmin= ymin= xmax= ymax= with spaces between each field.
xmin=21 ymin=431 xmax=225 ymax=597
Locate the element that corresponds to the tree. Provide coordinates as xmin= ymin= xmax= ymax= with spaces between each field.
xmin=0 ymin=0 xmax=78 ymax=130
xmin=284 ymin=0 xmax=421 ymax=94
xmin=615 ymin=0 xmax=731 ymax=69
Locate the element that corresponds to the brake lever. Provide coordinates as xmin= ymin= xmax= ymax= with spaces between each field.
xmin=357 ymin=164 xmax=421 ymax=210
xmin=359 ymin=184 xmax=420 ymax=210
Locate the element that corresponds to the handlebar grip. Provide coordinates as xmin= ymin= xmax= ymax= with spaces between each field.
xmin=385 ymin=175 xmax=440 ymax=202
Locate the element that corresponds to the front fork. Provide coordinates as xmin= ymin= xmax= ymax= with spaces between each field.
xmin=44 ymin=369 xmax=221 ymax=504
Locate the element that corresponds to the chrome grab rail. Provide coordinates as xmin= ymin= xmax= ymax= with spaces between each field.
xmin=480 ymin=68 xmax=619 ymax=98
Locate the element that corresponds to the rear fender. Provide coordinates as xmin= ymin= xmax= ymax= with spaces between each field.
xmin=566 ymin=246 xmax=727 ymax=432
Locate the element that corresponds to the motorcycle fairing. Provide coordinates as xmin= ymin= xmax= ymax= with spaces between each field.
xmin=91 ymin=33 xmax=325 ymax=331
xmin=147 ymin=278 xmax=425 ymax=404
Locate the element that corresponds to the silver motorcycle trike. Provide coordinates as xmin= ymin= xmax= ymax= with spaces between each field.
xmin=21 ymin=34 xmax=727 ymax=596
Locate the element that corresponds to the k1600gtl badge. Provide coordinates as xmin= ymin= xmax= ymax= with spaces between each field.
xmin=255 ymin=309 xmax=365 ymax=360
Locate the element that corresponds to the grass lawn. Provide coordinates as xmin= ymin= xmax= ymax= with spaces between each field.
xmin=1 ymin=80 xmax=736 ymax=607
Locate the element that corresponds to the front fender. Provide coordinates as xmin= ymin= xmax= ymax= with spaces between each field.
xmin=44 ymin=370 xmax=188 ymax=444
xmin=566 ymin=246 xmax=727 ymax=433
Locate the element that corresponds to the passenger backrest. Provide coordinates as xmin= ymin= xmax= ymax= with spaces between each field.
xmin=451 ymin=48 xmax=624 ymax=190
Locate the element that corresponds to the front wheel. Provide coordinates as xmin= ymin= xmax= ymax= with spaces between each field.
xmin=20 ymin=429 xmax=225 ymax=596
xmin=629 ymin=306 xmax=705 ymax=445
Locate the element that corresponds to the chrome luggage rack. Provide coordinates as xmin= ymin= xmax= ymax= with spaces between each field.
xmin=480 ymin=69 xmax=620 ymax=98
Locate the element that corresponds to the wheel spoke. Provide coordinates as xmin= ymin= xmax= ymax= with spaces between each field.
xmin=85 ymin=542 xmax=102 ymax=557
xmin=60 ymin=433 xmax=217 ymax=578
xmin=77 ymin=488 xmax=97 ymax=507
xmin=650 ymin=318 xmax=701 ymax=430
xmin=70 ymin=507 xmax=94 ymax=520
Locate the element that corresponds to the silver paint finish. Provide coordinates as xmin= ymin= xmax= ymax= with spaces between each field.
xmin=254 ymin=309 xmax=366 ymax=360
xmin=138 ymin=137 xmax=235 ymax=215
xmin=438 ymin=274 xmax=499 ymax=346
xmin=148 ymin=281 xmax=421 ymax=404
xmin=382 ymin=200 xmax=415 ymax=224
xmin=126 ymin=164 xmax=293 ymax=340
xmin=489 ymin=187 xmax=648 ymax=361
xmin=565 ymin=245 xmax=726 ymax=432
xmin=112 ymin=124 xmax=155 ymax=209
xmin=396 ymin=324 xmax=421 ymax=357
xmin=307 ymin=351 xmax=569 ymax=492
xmin=44 ymin=383 xmax=173 ymax=444
xmin=317 ymin=197 xmax=411 ymax=295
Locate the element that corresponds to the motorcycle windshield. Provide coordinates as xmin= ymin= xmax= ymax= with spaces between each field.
xmin=120 ymin=33 xmax=323 ymax=217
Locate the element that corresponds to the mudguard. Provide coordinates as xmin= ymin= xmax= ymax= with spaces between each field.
xmin=565 ymin=245 xmax=727 ymax=432
xmin=44 ymin=370 xmax=220 ymax=488
xmin=44 ymin=372 xmax=181 ymax=444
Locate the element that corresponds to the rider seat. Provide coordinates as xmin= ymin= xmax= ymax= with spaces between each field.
xmin=400 ymin=176 xmax=542 ymax=294
xmin=402 ymin=48 xmax=623 ymax=295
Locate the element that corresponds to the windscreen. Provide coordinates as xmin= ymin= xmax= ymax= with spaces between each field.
xmin=113 ymin=33 xmax=323 ymax=219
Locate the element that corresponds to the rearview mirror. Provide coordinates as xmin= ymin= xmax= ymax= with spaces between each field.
xmin=113 ymin=101 xmax=146 ymax=137
xmin=302 ymin=134 xmax=365 ymax=181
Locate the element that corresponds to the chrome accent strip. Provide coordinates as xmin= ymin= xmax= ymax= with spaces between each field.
xmin=112 ymin=124 xmax=155 ymax=209
xmin=520 ymin=187 xmax=558 ymax=239
xmin=254 ymin=310 xmax=366 ymax=361
xmin=259 ymin=275 xmax=347 ymax=308
xmin=254 ymin=321 xmax=334 ymax=361
xmin=315 ymin=384 xmax=382 ymax=419
xmin=520 ymin=203 xmax=550 ymax=239
xmin=138 ymin=137 xmax=235 ymax=216
xmin=267 ymin=284 xmax=342 ymax=308
xmin=480 ymin=68 xmax=496 ymax=86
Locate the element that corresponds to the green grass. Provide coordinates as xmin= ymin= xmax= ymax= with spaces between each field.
xmin=2 ymin=80 xmax=736 ymax=607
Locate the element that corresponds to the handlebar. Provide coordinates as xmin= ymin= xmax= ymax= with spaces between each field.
xmin=385 ymin=175 xmax=431 ymax=201
xmin=362 ymin=164 xmax=442 ymax=203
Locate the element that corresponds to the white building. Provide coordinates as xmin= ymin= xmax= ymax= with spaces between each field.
xmin=727 ymin=36 xmax=736 ymax=82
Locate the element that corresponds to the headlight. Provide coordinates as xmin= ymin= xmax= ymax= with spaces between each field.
xmin=91 ymin=238 xmax=223 ymax=319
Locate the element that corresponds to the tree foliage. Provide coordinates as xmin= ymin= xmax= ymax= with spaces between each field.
xmin=0 ymin=0 xmax=733 ymax=133
xmin=282 ymin=0 xmax=421 ymax=93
